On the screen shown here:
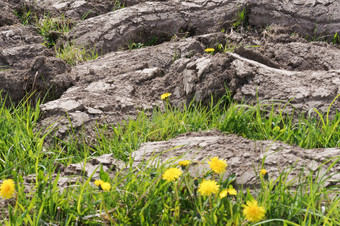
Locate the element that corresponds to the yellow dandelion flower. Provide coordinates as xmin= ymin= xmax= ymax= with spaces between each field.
xmin=0 ymin=179 xmax=15 ymax=199
xmin=260 ymin=169 xmax=267 ymax=176
xmin=178 ymin=160 xmax=191 ymax=167
xmin=243 ymin=200 xmax=266 ymax=222
xmin=219 ymin=189 xmax=228 ymax=199
xmin=208 ymin=157 xmax=228 ymax=174
xmin=101 ymin=182 xmax=111 ymax=191
xmin=198 ymin=179 xmax=220 ymax=196
xmin=227 ymin=187 xmax=237 ymax=196
xmin=205 ymin=48 xmax=215 ymax=53
xmin=94 ymin=179 xmax=104 ymax=187
xmin=161 ymin=93 xmax=171 ymax=100
xmin=162 ymin=168 xmax=182 ymax=182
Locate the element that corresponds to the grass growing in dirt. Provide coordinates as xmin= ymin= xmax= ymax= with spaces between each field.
xmin=13 ymin=7 xmax=99 ymax=65
xmin=0 ymin=93 xmax=339 ymax=224
xmin=35 ymin=14 xmax=74 ymax=48
xmin=55 ymin=42 xmax=99 ymax=66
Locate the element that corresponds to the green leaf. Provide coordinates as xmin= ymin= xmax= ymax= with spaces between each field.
xmin=222 ymin=174 xmax=237 ymax=188
xmin=99 ymin=165 xmax=110 ymax=182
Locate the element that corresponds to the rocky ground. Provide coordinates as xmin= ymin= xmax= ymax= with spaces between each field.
xmin=1 ymin=0 xmax=340 ymax=192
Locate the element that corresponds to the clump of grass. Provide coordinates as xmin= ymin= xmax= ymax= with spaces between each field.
xmin=13 ymin=5 xmax=33 ymax=25
xmin=13 ymin=7 xmax=75 ymax=48
xmin=55 ymin=42 xmax=99 ymax=66
xmin=113 ymin=0 xmax=125 ymax=11
xmin=0 ymin=94 xmax=48 ymax=178
xmin=35 ymin=14 xmax=74 ymax=48
xmin=127 ymin=36 xmax=161 ymax=50
xmin=127 ymin=41 xmax=145 ymax=50
xmin=233 ymin=7 xmax=248 ymax=31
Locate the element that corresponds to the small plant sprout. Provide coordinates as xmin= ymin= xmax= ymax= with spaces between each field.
xmin=217 ymin=44 xmax=224 ymax=52
xmin=233 ymin=7 xmax=248 ymax=30
xmin=113 ymin=0 xmax=125 ymax=11
xmin=13 ymin=6 xmax=32 ymax=25
xmin=333 ymin=33 xmax=339 ymax=44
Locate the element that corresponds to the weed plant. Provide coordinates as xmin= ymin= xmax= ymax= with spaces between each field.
xmin=113 ymin=0 xmax=125 ymax=11
xmin=13 ymin=6 xmax=33 ymax=25
xmin=55 ymin=42 xmax=99 ymax=66
xmin=13 ymin=7 xmax=74 ymax=48
xmin=233 ymin=7 xmax=248 ymax=31
xmin=35 ymin=14 xmax=74 ymax=48
xmin=0 ymin=93 xmax=339 ymax=224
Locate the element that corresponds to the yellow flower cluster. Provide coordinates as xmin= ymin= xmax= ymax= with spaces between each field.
xmin=161 ymin=92 xmax=171 ymax=100
xmin=243 ymin=199 xmax=266 ymax=222
xmin=94 ymin=179 xmax=111 ymax=191
xmin=101 ymin=182 xmax=111 ymax=191
xmin=205 ymin=48 xmax=215 ymax=53
xmin=208 ymin=156 xmax=228 ymax=174
xmin=0 ymin=179 xmax=15 ymax=199
xmin=198 ymin=179 xmax=220 ymax=196
xmin=94 ymin=179 xmax=103 ymax=187
xmin=219 ymin=186 xmax=237 ymax=198
xmin=162 ymin=168 xmax=182 ymax=182
xmin=160 ymin=156 xmax=266 ymax=223
xmin=178 ymin=160 xmax=191 ymax=167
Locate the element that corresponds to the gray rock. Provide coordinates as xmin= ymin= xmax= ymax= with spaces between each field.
xmin=0 ymin=25 xmax=70 ymax=104
xmin=39 ymin=31 xmax=340 ymax=136
xmin=39 ymin=37 xmax=204 ymax=136
xmin=248 ymin=0 xmax=340 ymax=38
xmin=63 ymin=0 xmax=243 ymax=55
xmin=62 ymin=153 xmax=127 ymax=180
xmin=132 ymin=130 xmax=340 ymax=187
xmin=0 ymin=1 xmax=20 ymax=27
xmin=24 ymin=0 xmax=152 ymax=21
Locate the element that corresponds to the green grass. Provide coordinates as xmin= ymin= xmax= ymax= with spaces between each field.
xmin=113 ymin=0 xmax=125 ymax=11
xmin=12 ymin=7 xmax=101 ymax=66
xmin=55 ymin=42 xmax=99 ymax=66
xmin=35 ymin=14 xmax=74 ymax=48
xmin=13 ymin=7 xmax=74 ymax=48
xmin=233 ymin=8 xmax=247 ymax=30
xmin=13 ymin=5 xmax=33 ymax=26
xmin=0 ymin=93 xmax=339 ymax=224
